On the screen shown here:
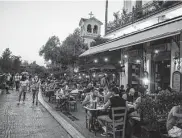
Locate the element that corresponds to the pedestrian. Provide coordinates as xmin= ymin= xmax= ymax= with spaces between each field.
xmin=15 ymin=73 xmax=21 ymax=91
xmin=17 ymin=75 xmax=29 ymax=105
xmin=28 ymin=75 xmax=33 ymax=92
xmin=31 ymin=75 xmax=41 ymax=105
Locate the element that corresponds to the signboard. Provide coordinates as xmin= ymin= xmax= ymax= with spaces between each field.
xmin=172 ymin=71 xmax=181 ymax=92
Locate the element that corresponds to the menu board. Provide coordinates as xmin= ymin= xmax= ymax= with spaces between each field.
xmin=172 ymin=71 xmax=181 ymax=92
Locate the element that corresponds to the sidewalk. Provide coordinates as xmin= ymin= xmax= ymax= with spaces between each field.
xmin=0 ymin=90 xmax=71 ymax=138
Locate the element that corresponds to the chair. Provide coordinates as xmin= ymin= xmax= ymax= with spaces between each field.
xmin=68 ymin=95 xmax=77 ymax=112
xmin=105 ymin=107 xmax=127 ymax=138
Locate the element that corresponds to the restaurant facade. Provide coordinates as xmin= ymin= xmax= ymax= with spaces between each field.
xmin=80 ymin=0 xmax=182 ymax=92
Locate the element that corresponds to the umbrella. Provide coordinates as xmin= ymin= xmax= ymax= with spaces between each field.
xmin=100 ymin=65 xmax=116 ymax=70
xmin=21 ymin=72 xmax=29 ymax=75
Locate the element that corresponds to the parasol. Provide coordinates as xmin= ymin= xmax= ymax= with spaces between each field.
xmin=21 ymin=72 xmax=29 ymax=75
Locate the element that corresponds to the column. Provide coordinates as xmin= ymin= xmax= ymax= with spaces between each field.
xmin=120 ymin=50 xmax=128 ymax=89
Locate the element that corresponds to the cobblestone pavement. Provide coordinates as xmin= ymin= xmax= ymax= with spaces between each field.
xmin=0 ymin=90 xmax=71 ymax=138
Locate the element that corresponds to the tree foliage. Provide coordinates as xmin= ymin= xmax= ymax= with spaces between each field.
xmin=39 ymin=28 xmax=88 ymax=74
xmin=39 ymin=36 xmax=61 ymax=64
xmin=0 ymin=48 xmax=22 ymax=73
xmin=90 ymin=36 xmax=110 ymax=47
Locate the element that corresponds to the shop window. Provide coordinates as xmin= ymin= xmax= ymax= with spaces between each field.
xmin=93 ymin=25 xmax=98 ymax=34
xmin=87 ymin=24 xmax=92 ymax=33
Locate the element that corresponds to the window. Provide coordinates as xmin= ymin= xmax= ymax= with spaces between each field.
xmin=87 ymin=24 xmax=92 ymax=33
xmin=93 ymin=25 xmax=98 ymax=34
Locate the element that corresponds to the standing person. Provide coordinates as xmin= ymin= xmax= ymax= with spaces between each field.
xmin=31 ymin=75 xmax=41 ymax=105
xmin=28 ymin=75 xmax=33 ymax=92
xmin=17 ymin=75 xmax=29 ymax=105
xmin=15 ymin=73 xmax=21 ymax=91
xmin=5 ymin=73 xmax=11 ymax=94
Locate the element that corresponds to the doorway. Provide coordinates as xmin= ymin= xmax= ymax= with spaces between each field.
xmin=154 ymin=60 xmax=171 ymax=90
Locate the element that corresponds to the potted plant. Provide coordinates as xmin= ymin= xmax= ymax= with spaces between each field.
xmin=139 ymin=96 xmax=161 ymax=138
xmin=139 ymin=90 xmax=182 ymax=138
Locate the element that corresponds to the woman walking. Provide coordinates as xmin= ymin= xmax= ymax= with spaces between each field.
xmin=17 ymin=75 xmax=29 ymax=105
xmin=31 ymin=75 xmax=41 ymax=105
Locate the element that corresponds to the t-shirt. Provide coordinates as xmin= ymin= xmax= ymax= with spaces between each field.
xmin=31 ymin=79 xmax=41 ymax=90
xmin=109 ymin=95 xmax=126 ymax=120
xmin=20 ymin=80 xmax=29 ymax=91
xmin=15 ymin=75 xmax=21 ymax=81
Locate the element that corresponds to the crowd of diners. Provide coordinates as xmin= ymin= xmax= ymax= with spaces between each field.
xmin=42 ymin=76 xmax=145 ymax=138
xmin=41 ymin=75 xmax=182 ymax=138
xmin=81 ymin=82 xmax=145 ymax=137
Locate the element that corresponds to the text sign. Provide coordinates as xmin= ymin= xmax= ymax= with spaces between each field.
xmin=172 ymin=71 xmax=181 ymax=92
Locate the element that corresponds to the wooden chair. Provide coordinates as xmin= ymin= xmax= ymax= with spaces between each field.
xmin=105 ymin=107 xmax=127 ymax=138
xmin=68 ymin=95 xmax=77 ymax=112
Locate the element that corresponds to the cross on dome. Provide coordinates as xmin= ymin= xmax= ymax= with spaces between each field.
xmin=89 ymin=11 xmax=94 ymax=18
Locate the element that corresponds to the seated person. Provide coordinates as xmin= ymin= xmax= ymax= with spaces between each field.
xmin=82 ymin=87 xmax=100 ymax=130
xmin=167 ymin=103 xmax=182 ymax=138
xmin=103 ymin=85 xmax=113 ymax=103
xmin=119 ymin=85 xmax=125 ymax=97
xmin=155 ymin=86 xmax=164 ymax=94
xmin=55 ymin=87 xmax=64 ymax=108
xmin=97 ymin=86 xmax=127 ymax=136
xmin=70 ymin=84 xmax=78 ymax=94
xmin=122 ymin=88 xmax=135 ymax=104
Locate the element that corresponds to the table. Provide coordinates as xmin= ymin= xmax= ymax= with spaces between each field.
xmin=83 ymin=105 xmax=105 ymax=135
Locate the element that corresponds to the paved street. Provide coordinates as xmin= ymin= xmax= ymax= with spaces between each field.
xmin=0 ymin=90 xmax=71 ymax=138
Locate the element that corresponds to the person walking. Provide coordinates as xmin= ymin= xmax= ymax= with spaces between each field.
xmin=31 ymin=75 xmax=41 ymax=105
xmin=17 ymin=75 xmax=29 ymax=105
xmin=15 ymin=73 xmax=21 ymax=91
xmin=5 ymin=73 xmax=11 ymax=94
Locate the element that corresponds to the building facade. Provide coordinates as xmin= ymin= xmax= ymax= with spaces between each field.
xmin=80 ymin=0 xmax=182 ymax=92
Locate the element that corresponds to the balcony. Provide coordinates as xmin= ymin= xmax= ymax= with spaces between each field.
xmin=106 ymin=1 xmax=182 ymax=35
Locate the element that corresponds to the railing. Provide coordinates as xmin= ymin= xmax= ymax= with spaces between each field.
xmin=106 ymin=1 xmax=182 ymax=35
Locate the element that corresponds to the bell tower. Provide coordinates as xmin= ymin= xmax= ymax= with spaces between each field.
xmin=79 ymin=12 xmax=103 ymax=48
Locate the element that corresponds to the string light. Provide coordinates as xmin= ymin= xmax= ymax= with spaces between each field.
xmin=93 ymin=73 xmax=96 ymax=77
xmin=124 ymin=55 xmax=128 ymax=58
xmin=136 ymin=60 xmax=140 ymax=64
xmin=79 ymin=76 xmax=81 ymax=79
xmin=104 ymin=58 xmax=108 ymax=62
xmin=119 ymin=61 xmax=122 ymax=64
xmin=94 ymin=59 xmax=98 ymax=63
xmin=154 ymin=50 xmax=159 ymax=54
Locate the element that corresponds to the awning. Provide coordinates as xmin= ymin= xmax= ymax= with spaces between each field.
xmin=80 ymin=16 xmax=182 ymax=57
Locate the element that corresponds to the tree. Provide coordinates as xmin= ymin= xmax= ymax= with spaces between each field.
xmin=90 ymin=36 xmax=109 ymax=47
xmin=0 ymin=48 xmax=22 ymax=73
xmin=39 ymin=36 xmax=61 ymax=64
xmin=61 ymin=28 xmax=88 ymax=65
xmin=40 ymin=28 xmax=88 ymax=75
xmin=11 ymin=55 xmax=21 ymax=73
xmin=0 ymin=48 xmax=13 ymax=73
